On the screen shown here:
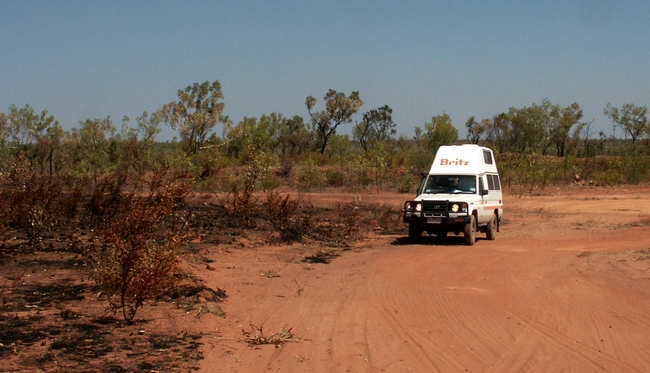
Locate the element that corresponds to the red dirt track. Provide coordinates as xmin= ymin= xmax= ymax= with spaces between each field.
xmin=197 ymin=186 xmax=650 ymax=372
xmin=3 ymin=186 xmax=650 ymax=372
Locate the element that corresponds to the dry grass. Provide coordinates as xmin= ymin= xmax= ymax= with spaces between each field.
xmin=242 ymin=322 xmax=298 ymax=347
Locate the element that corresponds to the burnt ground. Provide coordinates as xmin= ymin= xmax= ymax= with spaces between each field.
xmin=0 ymin=190 xmax=403 ymax=372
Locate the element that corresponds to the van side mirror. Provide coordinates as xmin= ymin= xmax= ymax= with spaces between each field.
xmin=481 ymin=189 xmax=489 ymax=196
xmin=417 ymin=172 xmax=428 ymax=196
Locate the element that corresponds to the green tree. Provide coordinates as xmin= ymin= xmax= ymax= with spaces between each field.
xmin=306 ymin=89 xmax=363 ymax=154
xmin=2 ymin=104 xmax=59 ymax=146
xmin=116 ymin=112 xmax=162 ymax=178
xmin=478 ymin=100 xmax=585 ymax=156
xmin=1 ymin=104 xmax=64 ymax=175
xmin=545 ymin=101 xmax=585 ymax=157
xmin=223 ymin=113 xmax=287 ymax=158
xmin=32 ymin=118 xmax=65 ymax=176
xmin=353 ymin=105 xmax=396 ymax=152
xmin=509 ymin=105 xmax=545 ymax=154
xmin=465 ymin=116 xmax=484 ymax=145
xmin=323 ymin=133 xmax=357 ymax=161
xmin=224 ymin=116 xmax=260 ymax=159
xmin=485 ymin=105 xmax=544 ymax=154
xmin=424 ymin=113 xmax=459 ymax=151
xmin=69 ymin=116 xmax=117 ymax=185
xmin=275 ymin=115 xmax=312 ymax=156
xmin=159 ymin=80 xmax=225 ymax=155
xmin=604 ymin=103 xmax=648 ymax=145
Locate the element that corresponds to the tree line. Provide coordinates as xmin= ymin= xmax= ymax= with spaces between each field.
xmin=1 ymin=79 xmax=650 ymax=194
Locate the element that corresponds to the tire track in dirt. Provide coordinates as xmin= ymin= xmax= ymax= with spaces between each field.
xmin=328 ymin=230 xmax=650 ymax=373
xmin=203 ymin=228 xmax=650 ymax=372
xmin=488 ymin=232 xmax=650 ymax=372
xmin=366 ymin=245 xmax=513 ymax=372
xmin=484 ymin=234 xmax=650 ymax=372
xmin=200 ymin=187 xmax=650 ymax=372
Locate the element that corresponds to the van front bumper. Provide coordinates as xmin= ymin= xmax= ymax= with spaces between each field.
xmin=403 ymin=213 xmax=471 ymax=227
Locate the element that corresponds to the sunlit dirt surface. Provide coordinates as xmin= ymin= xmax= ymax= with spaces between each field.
xmin=2 ymin=185 xmax=650 ymax=372
xmin=199 ymin=186 xmax=650 ymax=373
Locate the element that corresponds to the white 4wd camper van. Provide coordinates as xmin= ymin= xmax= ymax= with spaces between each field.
xmin=403 ymin=144 xmax=503 ymax=245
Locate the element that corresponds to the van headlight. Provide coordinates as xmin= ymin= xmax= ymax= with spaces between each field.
xmin=450 ymin=203 xmax=468 ymax=213
xmin=404 ymin=201 xmax=422 ymax=212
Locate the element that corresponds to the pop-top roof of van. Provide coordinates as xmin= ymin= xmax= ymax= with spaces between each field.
xmin=429 ymin=144 xmax=498 ymax=175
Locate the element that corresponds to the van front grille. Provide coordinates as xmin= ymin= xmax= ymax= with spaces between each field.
xmin=422 ymin=201 xmax=447 ymax=212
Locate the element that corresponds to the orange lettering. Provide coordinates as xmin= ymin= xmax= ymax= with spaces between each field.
xmin=439 ymin=158 xmax=470 ymax=166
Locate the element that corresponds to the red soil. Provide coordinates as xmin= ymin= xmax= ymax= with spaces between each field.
xmin=3 ymin=186 xmax=650 ymax=372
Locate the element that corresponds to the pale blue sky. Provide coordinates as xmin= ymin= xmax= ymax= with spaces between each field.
xmin=1 ymin=1 xmax=649 ymax=140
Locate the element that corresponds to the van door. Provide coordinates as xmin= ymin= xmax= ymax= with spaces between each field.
xmin=478 ymin=176 xmax=489 ymax=224
xmin=481 ymin=174 xmax=502 ymax=224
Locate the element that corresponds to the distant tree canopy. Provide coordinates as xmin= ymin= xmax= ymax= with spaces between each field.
xmin=0 ymin=104 xmax=64 ymax=175
xmin=423 ymin=113 xmax=459 ymax=152
xmin=223 ymin=113 xmax=312 ymax=158
xmin=353 ymin=105 xmax=397 ymax=152
xmin=604 ymin=103 xmax=649 ymax=145
xmin=2 ymin=104 xmax=60 ymax=147
xmin=159 ymin=80 xmax=225 ymax=155
xmin=467 ymin=99 xmax=586 ymax=156
xmin=306 ymin=89 xmax=363 ymax=154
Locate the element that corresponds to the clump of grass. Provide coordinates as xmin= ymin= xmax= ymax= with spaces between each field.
xmin=242 ymin=322 xmax=297 ymax=347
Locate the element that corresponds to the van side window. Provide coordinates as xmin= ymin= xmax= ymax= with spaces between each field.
xmin=483 ymin=150 xmax=493 ymax=164
xmin=487 ymin=174 xmax=495 ymax=190
xmin=486 ymin=174 xmax=501 ymax=191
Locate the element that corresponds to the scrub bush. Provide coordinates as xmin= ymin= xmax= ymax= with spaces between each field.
xmin=89 ymin=167 xmax=191 ymax=322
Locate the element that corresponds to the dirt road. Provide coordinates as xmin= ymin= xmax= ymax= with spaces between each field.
xmin=197 ymin=187 xmax=650 ymax=372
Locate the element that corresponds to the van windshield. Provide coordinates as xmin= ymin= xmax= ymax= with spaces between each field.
xmin=422 ymin=175 xmax=476 ymax=194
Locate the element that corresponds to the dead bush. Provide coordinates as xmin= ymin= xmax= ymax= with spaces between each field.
xmin=1 ymin=152 xmax=63 ymax=242
xmin=242 ymin=322 xmax=296 ymax=347
xmin=84 ymin=171 xmax=131 ymax=227
xmin=335 ymin=200 xmax=361 ymax=239
xmin=89 ymin=167 xmax=192 ymax=322
xmin=264 ymin=191 xmax=312 ymax=242
xmin=265 ymin=191 xmax=295 ymax=226
xmin=275 ymin=159 xmax=292 ymax=179
xmin=365 ymin=202 xmax=403 ymax=234
xmin=226 ymin=168 xmax=258 ymax=228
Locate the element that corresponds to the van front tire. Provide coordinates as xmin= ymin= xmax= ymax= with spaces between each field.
xmin=408 ymin=222 xmax=421 ymax=243
xmin=464 ymin=215 xmax=476 ymax=246
xmin=486 ymin=215 xmax=497 ymax=240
